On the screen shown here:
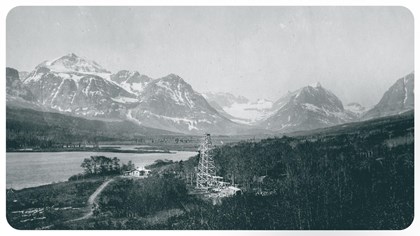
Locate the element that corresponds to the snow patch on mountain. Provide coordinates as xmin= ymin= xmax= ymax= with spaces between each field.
xmin=223 ymin=99 xmax=274 ymax=124
xmin=110 ymin=70 xmax=153 ymax=95
xmin=111 ymin=96 xmax=139 ymax=104
xmin=45 ymin=53 xmax=110 ymax=74
xmin=403 ymin=76 xmax=409 ymax=105
xmin=126 ymin=109 xmax=142 ymax=125
xmin=203 ymin=92 xmax=274 ymax=124
xmin=153 ymin=75 xmax=197 ymax=108
xmin=122 ymin=82 xmax=146 ymax=94
xmin=138 ymin=110 xmax=200 ymax=131
xmin=344 ymin=102 xmax=366 ymax=116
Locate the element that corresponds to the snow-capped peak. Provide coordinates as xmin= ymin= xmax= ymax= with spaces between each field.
xmin=142 ymin=74 xmax=199 ymax=108
xmin=162 ymin=73 xmax=184 ymax=82
xmin=305 ymin=81 xmax=323 ymax=88
xmin=293 ymin=84 xmax=344 ymax=111
xmin=43 ymin=53 xmax=110 ymax=74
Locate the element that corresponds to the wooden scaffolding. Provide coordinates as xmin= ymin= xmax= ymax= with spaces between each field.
xmin=196 ymin=134 xmax=217 ymax=189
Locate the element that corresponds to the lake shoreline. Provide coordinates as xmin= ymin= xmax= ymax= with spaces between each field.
xmin=6 ymin=148 xmax=172 ymax=154
xmin=7 ymin=150 xmax=196 ymax=190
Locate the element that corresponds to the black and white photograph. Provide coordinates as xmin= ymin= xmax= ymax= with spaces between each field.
xmin=4 ymin=6 xmax=415 ymax=230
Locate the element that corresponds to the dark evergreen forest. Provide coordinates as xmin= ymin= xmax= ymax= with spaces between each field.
xmin=81 ymin=112 xmax=414 ymax=230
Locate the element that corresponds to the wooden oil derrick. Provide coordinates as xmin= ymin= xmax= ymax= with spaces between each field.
xmin=196 ymin=134 xmax=217 ymax=189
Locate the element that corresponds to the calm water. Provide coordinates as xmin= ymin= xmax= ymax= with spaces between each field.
xmin=98 ymin=144 xmax=154 ymax=150
xmin=6 ymin=151 xmax=196 ymax=190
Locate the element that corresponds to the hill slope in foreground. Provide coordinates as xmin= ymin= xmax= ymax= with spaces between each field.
xmin=150 ymin=111 xmax=414 ymax=230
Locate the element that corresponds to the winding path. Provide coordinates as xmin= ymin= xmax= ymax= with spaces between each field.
xmin=39 ymin=178 xmax=116 ymax=229
xmin=68 ymin=178 xmax=115 ymax=222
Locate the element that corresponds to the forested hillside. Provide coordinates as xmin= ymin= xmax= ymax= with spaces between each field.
xmin=148 ymin=112 xmax=414 ymax=229
xmin=6 ymin=107 xmax=175 ymax=150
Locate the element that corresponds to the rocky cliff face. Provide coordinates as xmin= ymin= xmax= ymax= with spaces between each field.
xmin=129 ymin=74 xmax=244 ymax=134
xmin=259 ymin=83 xmax=353 ymax=132
xmin=6 ymin=67 xmax=36 ymax=102
xmin=110 ymin=70 xmax=153 ymax=95
xmin=363 ymin=72 xmax=414 ymax=120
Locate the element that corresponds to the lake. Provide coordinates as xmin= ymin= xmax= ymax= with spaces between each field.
xmin=6 ymin=151 xmax=197 ymax=190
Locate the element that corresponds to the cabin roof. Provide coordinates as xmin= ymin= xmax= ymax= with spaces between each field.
xmin=125 ymin=167 xmax=152 ymax=173
xmin=227 ymin=186 xmax=241 ymax=191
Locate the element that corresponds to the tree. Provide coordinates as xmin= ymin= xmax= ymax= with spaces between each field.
xmin=127 ymin=160 xmax=135 ymax=171
xmin=112 ymin=157 xmax=120 ymax=172
xmin=81 ymin=158 xmax=94 ymax=175
xmin=80 ymin=156 xmax=125 ymax=176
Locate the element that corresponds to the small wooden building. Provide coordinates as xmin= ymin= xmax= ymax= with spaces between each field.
xmin=124 ymin=166 xmax=151 ymax=178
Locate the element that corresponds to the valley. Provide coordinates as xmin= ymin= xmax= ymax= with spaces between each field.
xmin=5 ymin=54 xmax=415 ymax=231
xmin=5 ymin=6 xmax=415 ymax=232
xmin=6 ymin=110 xmax=414 ymax=229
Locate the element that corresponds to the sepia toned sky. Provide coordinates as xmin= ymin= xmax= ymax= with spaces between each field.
xmin=6 ymin=6 xmax=414 ymax=107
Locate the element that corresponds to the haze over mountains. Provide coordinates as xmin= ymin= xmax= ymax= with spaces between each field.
xmin=7 ymin=53 xmax=414 ymax=135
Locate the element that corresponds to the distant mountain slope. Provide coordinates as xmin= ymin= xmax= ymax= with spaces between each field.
xmin=110 ymin=70 xmax=153 ymax=95
xmin=22 ymin=53 xmax=138 ymax=119
xmin=129 ymin=74 xmax=249 ymax=134
xmin=203 ymin=92 xmax=249 ymax=107
xmin=6 ymin=107 xmax=177 ymax=149
xmin=223 ymin=98 xmax=274 ymax=124
xmin=206 ymin=100 xmax=239 ymax=120
xmin=287 ymin=109 xmax=413 ymax=138
xmin=6 ymin=67 xmax=36 ymax=102
xmin=18 ymin=71 xmax=29 ymax=81
xmin=9 ymin=54 xmax=261 ymax=135
xmin=203 ymin=92 xmax=274 ymax=124
xmin=344 ymin=102 xmax=366 ymax=117
xmin=363 ymin=72 xmax=414 ymax=120
xmin=259 ymin=83 xmax=354 ymax=132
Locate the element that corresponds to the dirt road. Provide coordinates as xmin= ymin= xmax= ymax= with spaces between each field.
xmin=67 ymin=178 xmax=115 ymax=222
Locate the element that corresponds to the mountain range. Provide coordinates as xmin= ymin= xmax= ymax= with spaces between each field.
xmin=6 ymin=53 xmax=414 ymax=135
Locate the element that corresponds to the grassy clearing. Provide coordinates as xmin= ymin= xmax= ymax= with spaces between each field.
xmin=6 ymin=177 xmax=106 ymax=229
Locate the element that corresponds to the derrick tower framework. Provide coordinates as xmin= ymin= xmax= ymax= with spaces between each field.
xmin=196 ymin=134 xmax=217 ymax=189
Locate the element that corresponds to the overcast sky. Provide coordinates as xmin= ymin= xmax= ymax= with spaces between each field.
xmin=7 ymin=6 xmax=414 ymax=107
